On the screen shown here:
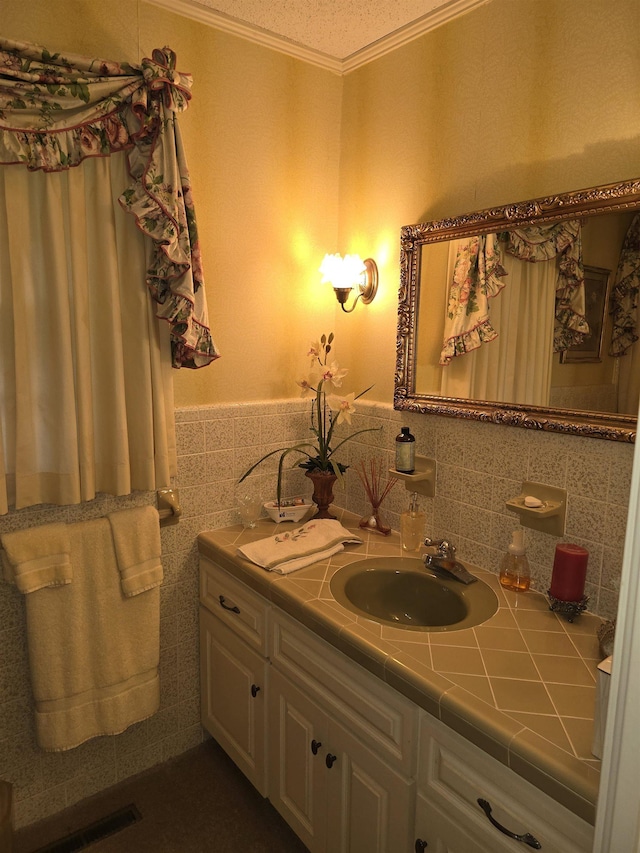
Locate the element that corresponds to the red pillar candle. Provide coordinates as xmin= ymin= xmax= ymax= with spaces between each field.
xmin=550 ymin=544 xmax=589 ymax=601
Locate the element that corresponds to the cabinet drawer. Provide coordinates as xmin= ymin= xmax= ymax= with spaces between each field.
xmin=418 ymin=714 xmax=593 ymax=853
xmin=416 ymin=793 xmax=517 ymax=853
xmin=199 ymin=558 xmax=269 ymax=654
xmin=271 ymin=610 xmax=417 ymax=776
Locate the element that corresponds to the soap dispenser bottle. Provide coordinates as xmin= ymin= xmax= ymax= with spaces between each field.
xmin=400 ymin=492 xmax=425 ymax=552
xmin=499 ymin=529 xmax=530 ymax=592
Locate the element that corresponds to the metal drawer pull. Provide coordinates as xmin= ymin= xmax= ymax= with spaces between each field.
xmin=477 ymin=799 xmax=541 ymax=849
xmin=325 ymin=753 xmax=337 ymax=768
xmin=250 ymin=684 xmax=260 ymax=698
xmin=311 ymin=739 xmax=322 ymax=755
xmin=415 ymin=840 xmax=428 ymax=851
xmin=218 ymin=595 xmax=240 ymax=614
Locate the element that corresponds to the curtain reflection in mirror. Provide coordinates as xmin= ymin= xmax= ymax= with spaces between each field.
xmin=611 ymin=213 xmax=640 ymax=414
xmin=437 ymin=221 xmax=587 ymax=407
xmin=440 ymin=249 xmax=556 ymax=406
xmin=439 ymin=234 xmax=506 ymax=366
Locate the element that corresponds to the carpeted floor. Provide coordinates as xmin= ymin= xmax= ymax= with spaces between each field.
xmin=13 ymin=740 xmax=308 ymax=852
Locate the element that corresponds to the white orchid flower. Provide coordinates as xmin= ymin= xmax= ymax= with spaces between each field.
xmin=327 ymin=392 xmax=356 ymax=425
xmin=321 ymin=361 xmax=347 ymax=388
xmin=296 ymin=375 xmax=317 ymax=398
xmin=307 ymin=341 xmax=321 ymax=360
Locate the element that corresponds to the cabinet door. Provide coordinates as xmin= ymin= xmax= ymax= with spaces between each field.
xmin=199 ymin=607 xmax=268 ymax=795
xmin=268 ymin=668 xmax=328 ymax=853
xmin=327 ymin=719 xmax=415 ymax=853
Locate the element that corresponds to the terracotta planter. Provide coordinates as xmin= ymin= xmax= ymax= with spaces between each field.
xmin=305 ymin=469 xmax=338 ymax=519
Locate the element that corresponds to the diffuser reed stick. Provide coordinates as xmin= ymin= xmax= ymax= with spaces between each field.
xmin=356 ymin=458 xmax=398 ymax=535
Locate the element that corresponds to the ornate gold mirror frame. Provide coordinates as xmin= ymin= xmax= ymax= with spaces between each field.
xmin=395 ymin=178 xmax=640 ymax=442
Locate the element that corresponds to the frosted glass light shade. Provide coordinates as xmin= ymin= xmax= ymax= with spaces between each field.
xmin=319 ymin=253 xmax=366 ymax=289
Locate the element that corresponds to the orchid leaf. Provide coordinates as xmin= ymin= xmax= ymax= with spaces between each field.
xmin=238 ymin=447 xmax=291 ymax=482
xmin=354 ymin=384 xmax=374 ymax=401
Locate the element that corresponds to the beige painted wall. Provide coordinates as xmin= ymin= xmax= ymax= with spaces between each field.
xmin=338 ymin=0 xmax=640 ymax=401
xmin=4 ymin=0 xmax=343 ymax=406
xmin=4 ymin=0 xmax=640 ymax=411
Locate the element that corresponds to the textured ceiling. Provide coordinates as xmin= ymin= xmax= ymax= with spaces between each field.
xmin=189 ymin=0 xmax=475 ymax=59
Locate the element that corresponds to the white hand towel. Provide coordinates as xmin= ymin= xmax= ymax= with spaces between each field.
xmin=1 ymin=523 xmax=72 ymax=593
xmin=237 ymin=519 xmax=362 ymax=574
xmin=107 ymin=506 xmax=163 ymax=597
xmin=25 ymin=517 xmax=160 ymax=751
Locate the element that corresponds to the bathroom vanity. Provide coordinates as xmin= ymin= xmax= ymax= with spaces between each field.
xmin=198 ymin=515 xmax=599 ymax=852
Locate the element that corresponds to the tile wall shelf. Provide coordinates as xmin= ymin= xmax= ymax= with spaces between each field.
xmin=389 ymin=455 xmax=436 ymax=497
xmin=506 ymin=481 xmax=566 ymax=536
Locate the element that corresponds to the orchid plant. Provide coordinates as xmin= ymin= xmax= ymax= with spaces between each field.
xmin=239 ymin=333 xmax=378 ymax=504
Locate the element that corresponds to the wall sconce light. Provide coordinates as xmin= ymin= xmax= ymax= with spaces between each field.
xmin=319 ymin=253 xmax=379 ymax=313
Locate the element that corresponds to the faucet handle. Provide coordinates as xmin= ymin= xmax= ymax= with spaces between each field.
xmin=424 ymin=537 xmax=456 ymax=558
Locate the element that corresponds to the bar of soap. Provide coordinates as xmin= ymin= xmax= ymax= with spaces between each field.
xmin=524 ymin=495 xmax=544 ymax=508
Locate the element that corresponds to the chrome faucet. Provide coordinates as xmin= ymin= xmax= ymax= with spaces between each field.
xmin=423 ymin=538 xmax=477 ymax=585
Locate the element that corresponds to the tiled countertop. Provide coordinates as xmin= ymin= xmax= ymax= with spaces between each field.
xmin=197 ymin=509 xmax=603 ymax=825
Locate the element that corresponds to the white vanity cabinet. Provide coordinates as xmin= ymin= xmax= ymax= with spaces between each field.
xmin=199 ymin=561 xmax=270 ymax=795
xmin=199 ymin=554 xmax=595 ymax=853
xmin=414 ymin=713 xmax=594 ymax=853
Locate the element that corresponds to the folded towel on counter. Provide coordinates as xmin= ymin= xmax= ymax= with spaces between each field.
xmin=107 ymin=506 xmax=163 ymax=597
xmin=23 ymin=517 xmax=160 ymax=751
xmin=1 ymin=523 xmax=72 ymax=593
xmin=237 ymin=519 xmax=363 ymax=574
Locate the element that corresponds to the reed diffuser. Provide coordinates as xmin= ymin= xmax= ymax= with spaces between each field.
xmin=356 ymin=458 xmax=398 ymax=536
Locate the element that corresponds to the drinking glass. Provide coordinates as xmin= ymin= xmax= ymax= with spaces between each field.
xmin=236 ymin=484 xmax=263 ymax=529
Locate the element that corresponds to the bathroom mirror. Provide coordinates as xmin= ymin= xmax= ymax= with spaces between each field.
xmin=395 ymin=177 xmax=640 ymax=442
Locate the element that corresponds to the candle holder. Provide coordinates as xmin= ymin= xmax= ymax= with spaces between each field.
xmin=547 ymin=590 xmax=589 ymax=623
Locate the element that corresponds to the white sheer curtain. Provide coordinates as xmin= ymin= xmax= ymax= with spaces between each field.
xmin=439 ymin=249 xmax=557 ymax=406
xmin=0 ymin=152 xmax=175 ymax=513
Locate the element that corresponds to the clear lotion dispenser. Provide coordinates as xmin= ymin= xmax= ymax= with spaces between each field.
xmin=499 ymin=529 xmax=530 ymax=592
xmin=400 ymin=492 xmax=425 ymax=552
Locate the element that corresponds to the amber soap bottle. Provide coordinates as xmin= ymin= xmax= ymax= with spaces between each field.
xmin=499 ymin=530 xmax=530 ymax=592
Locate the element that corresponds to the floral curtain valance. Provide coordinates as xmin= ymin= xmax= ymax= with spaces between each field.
xmin=502 ymin=220 xmax=588 ymax=352
xmin=0 ymin=38 xmax=219 ymax=368
xmin=440 ymin=220 xmax=588 ymax=365
xmin=609 ymin=212 xmax=640 ymax=357
xmin=440 ymin=234 xmax=507 ymax=365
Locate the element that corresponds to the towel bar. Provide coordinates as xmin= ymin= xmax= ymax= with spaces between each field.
xmin=157 ymin=489 xmax=181 ymax=526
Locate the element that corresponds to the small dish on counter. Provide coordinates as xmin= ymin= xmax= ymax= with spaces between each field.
xmin=263 ymin=497 xmax=313 ymax=523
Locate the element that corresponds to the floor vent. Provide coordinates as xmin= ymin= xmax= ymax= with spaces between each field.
xmin=34 ymin=804 xmax=142 ymax=853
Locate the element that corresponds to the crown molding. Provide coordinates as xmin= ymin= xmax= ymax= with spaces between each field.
xmin=144 ymin=0 xmax=343 ymax=74
xmin=341 ymin=0 xmax=490 ymax=73
xmin=144 ymin=0 xmax=489 ymax=75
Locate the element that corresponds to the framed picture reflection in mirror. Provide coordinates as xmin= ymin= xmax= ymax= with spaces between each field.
xmin=560 ymin=265 xmax=611 ymax=364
